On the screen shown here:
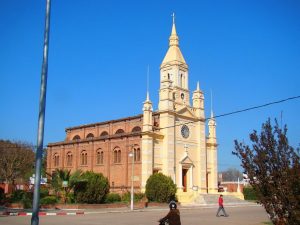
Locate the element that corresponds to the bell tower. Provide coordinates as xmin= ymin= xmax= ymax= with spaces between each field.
xmin=154 ymin=14 xmax=218 ymax=195
xmin=159 ymin=14 xmax=190 ymax=111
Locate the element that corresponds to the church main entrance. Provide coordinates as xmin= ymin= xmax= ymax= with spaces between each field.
xmin=182 ymin=169 xmax=188 ymax=192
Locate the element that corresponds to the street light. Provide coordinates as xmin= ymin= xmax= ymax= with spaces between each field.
xmin=31 ymin=1 xmax=51 ymax=225
xmin=128 ymin=150 xmax=134 ymax=211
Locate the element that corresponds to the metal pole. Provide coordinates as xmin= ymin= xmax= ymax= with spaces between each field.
xmin=130 ymin=150 xmax=134 ymax=211
xmin=31 ymin=0 xmax=51 ymax=225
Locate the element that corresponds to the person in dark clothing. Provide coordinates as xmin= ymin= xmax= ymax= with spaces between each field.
xmin=216 ymin=194 xmax=229 ymax=217
xmin=159 ymin=201 xmax=181 ymax=225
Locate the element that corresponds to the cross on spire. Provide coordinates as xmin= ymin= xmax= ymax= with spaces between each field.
xmin=210 ymin=89 xmax=214 ymax=117
xmin=172 ymin=12 xmax=175 ymax=24
xmin=147 ymin=65 xmax=149 ymax=95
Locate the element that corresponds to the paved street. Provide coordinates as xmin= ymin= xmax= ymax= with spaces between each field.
xmin=0 ymin=205 xmax=270 ymax=225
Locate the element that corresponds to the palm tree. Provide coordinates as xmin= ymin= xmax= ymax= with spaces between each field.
xmin=51 ymin=169 xmax=82 ymax=203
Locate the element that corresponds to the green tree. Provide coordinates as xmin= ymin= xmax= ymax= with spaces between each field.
xmin=73 ymin=171 xmax=109 ymax=203
xmin=0 ymin=140 xmax=35 ymax=183
xmin=233 ymin=119 xmax=300 ymax=225
xmin=145 ymin=173 xmax=177 ymax=203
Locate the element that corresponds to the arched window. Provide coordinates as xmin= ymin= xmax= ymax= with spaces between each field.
xmin=72 ymin=135 xmax=81 ymax=140
xmin=114 ymin=150 xmax=117 ymax=163
xmin=100 ymin=151 xmax=104 ymax=164
xmin=118 ymin=150 xmax=121 ymax=163
xmin=86 ymin=133 xmax=94 ymax=139
xmin=134 ymin=147 xmax=141 ymax=162
xmin=100 ymin=131 xmax=108 ymax=137
xmin=113 ymin=147 xmax=121 ymax=163
xmin=131 ymin=126 xmax=141 ymax=133
xmin=115 ymin=129 xmax=124 ymax=134
xmin=180 ymin=74 xmax=183 ymax=87
xmin=53 ymin=153 xmax=59 ymax=167
xmin=66 ymin=152 xmax=73 ymax=166
xmin=96 ymin=149 xmax=104 ymax=164
xmin=153 ymin=118 xmax=159 ymax=127
xmin=80 ymin=150 xmax=87 ymax=165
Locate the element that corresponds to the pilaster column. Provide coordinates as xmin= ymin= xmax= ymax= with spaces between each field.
xmin=178 ymin=164 xmax=183 ymax=189
xmin=190 ymin=166 xmax=193 ymax=188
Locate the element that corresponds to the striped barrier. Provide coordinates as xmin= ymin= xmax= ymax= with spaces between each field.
xmin=1 ymin=211 xmax=85 ymax=216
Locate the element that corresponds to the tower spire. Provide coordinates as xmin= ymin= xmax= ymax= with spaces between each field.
xmin=146 ymin=65 xmax=150 ymax=101
xmin=210 ymin=89 xmax=214 ymax=117
xmin=160 ymin=14 xmax=190 ymax=110
xmin=169 ymin=13 xmax=179 ymax=47
xmin=161 ymin=13 xmax=186 ymax=67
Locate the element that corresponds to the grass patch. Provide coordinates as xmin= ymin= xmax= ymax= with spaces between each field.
xmin=262 ymin=222 xmax=272 ymax=225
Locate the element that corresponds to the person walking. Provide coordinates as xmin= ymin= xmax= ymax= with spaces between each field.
xmin=158 ymin=201 xmax=181 ymax=225
xmin=216 ymin=194 xmax=229 ymax=217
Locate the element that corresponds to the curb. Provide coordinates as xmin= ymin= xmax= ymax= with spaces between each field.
xmin=1 ymin=211 xmax=85 ymax=216
xmin=0 ymin=203 xmax=260 ymax=216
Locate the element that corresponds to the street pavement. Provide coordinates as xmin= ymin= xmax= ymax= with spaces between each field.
xmin=0 ymin=204 xmax=271 ymax=225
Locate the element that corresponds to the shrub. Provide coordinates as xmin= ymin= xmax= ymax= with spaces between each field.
xmin=121 ymin=192 xmax=130 ymax=202
xmin=243 ymin=186 xmax=257 ymax=201
xmin=145 ymin=173 xmax=177 ymax=203
xmin=134 ymin=192 xmax=145 ymax=202
xmin=40 ymin=196 xmax=58 ymax=205
xmin=104 ymin=193 xmax=121 ymax=203
xmin=66 ymin=192 xmax=75 ymax=204
xmin=40 ymin=187 xmax=49 ymax=198
xmin=9 ymin=190 xmax=33 ymax=208
xmin=74 ymin=171 xmax=109 ymax=203
xmin=121 ymin=192 xmax=145 ymax=203
xmin=21 ymin=193 xmax=32 ymax=209
xmin=11 ymin=190 xmax=26 ymax=202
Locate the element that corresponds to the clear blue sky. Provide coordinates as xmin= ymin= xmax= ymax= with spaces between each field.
xmin=1 ymin=0 xmax=299 ymax=172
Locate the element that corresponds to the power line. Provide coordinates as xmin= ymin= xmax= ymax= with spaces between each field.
xmin=45 ymin=95 xmax=300 ymax=147
xmin=213 ymin=95 xmax=300 ymax=121
xmin=4 ymin=95 xmax=298 ymax=149
xmin=28 ymin=95 xmax=299 ymax=169
xmin=155 ymin=95 xmax=300 ymax=131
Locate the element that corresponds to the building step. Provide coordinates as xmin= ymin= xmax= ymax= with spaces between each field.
xmin=181 ymin=193 xmax=247 ymax=206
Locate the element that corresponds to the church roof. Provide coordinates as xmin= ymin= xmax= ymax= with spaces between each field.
xmin=64 ymin=114 xmax=143 ymax=131
xmin=161 ymin=18 xmax=187 ymax=68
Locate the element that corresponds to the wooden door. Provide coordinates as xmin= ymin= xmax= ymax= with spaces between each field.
xmin=182 ymin=169 xmax=188 ymax=192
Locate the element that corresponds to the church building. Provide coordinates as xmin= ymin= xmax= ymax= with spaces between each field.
xmin=47 ymin=17 xmax=218 ymax=199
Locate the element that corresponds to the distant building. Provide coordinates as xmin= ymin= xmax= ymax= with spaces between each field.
xmin=47 ymin=17 xmax=218 ymax=197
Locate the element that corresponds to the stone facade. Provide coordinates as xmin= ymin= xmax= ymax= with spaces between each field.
xmin=47 ymin=17 xmax=218 ymax=197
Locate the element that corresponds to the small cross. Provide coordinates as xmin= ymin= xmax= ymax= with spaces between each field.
xmin=172 ymin=13 xmax=175 ymax=24
xmin=184 ymin=144 xmax=188 ymax=154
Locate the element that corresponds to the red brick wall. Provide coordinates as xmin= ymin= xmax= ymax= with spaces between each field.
xmin=47 ymin=116 xmax=143 ymax=193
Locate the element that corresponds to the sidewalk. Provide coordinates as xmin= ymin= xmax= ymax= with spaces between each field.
xmin=0 ymin=201 xmax=259 ymax=216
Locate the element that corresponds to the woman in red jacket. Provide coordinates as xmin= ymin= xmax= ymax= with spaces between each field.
xmin=216 ymin=194 xmax=229 ymax=217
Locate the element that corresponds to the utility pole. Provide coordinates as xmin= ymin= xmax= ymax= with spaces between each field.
xmin=31 ymin=0 xmax=51 ymax=225
xmin=128 ymin=144 xmax=135 ymax=211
